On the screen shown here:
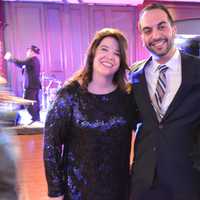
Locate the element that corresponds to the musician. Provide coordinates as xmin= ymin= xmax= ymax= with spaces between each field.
xmin=5 ymin=45 xmax=41 ymax=124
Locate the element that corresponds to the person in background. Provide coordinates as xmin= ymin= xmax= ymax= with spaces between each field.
xmin=0 ymin=76 xmax=19 ymax=200
xmin=129 ymin=3 xmax=200 ymax=200
xmin=43 ymin=28 xmax=138 ymax=200
xmin=4 ymin=45 xmax=41 ymax=125
xmin=0 ymin=131 xmax=19 ymax=200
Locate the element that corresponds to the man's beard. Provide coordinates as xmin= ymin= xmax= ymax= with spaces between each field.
xmin=146 ymin=38 xmax=173 ymax=57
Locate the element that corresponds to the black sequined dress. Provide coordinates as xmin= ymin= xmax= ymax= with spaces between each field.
xmin=43 ymin=81 xmax=137 ymax=200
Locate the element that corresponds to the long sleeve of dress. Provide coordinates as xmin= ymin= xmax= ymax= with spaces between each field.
xmin=43 ymin=88 xmax=73 ymax=197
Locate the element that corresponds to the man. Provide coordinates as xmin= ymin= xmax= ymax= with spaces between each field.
xmin=5 ymin=45 xmax=41 ymax=124
xmin=129 ymin=3 xmax=200 ymax=200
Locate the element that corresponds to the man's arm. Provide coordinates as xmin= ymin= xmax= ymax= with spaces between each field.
xmin=4 ymin=51 xmax=31 ymax=68
xmin=189 ymin=130 xmax=200 ymax=172
xmin=193 ymin=133 xmax=200 ymax=172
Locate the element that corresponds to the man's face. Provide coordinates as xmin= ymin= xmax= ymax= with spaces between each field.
xmin=139 ymin=9 xmax=176 ymax=59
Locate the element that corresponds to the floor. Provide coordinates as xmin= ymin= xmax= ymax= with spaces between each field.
xmin=17 ymin=109 xmax=47 ymax=125
xmin=12 ymin=132 xmax=135 ymax=200
xmin=16 ymin=134 xmax=48 ymax=200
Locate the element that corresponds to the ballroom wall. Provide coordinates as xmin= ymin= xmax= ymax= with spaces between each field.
xmin=0 ymin=3 xmax=5 ymax=78
xmin=3 ymin=1 xmax=200 ymax=96
xmin=3 ymin=2 xmax=139 ymax=96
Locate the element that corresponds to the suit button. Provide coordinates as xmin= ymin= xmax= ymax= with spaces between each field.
xmin=158 ymin=124 xmax=163 ymax=129
xmin=153 ymin=147 xmax=157 ymax=152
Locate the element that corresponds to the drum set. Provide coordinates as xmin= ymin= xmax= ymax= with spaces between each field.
xmin=40 ymin=73 xmax=62 ymax=110
xmin=0 ymin=73 xmax=62 ymax=112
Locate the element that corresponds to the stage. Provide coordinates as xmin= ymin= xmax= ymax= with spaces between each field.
xmin=4 ymin=122 xmax=44 ymax=135
xmin=3 ymin=109 xmax=46 ymax=135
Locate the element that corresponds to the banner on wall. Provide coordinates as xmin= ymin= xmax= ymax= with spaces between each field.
xmin=0 ymin=35 xmax=3 ymax=76
xmin=0 ymin=5 xmax=6 ymax=78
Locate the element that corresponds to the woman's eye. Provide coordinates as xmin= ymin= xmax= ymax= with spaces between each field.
xmin=101 ymin=47 xmax=108 ymax=51
xmin=114 ymin=52 xmax=120 ymax=56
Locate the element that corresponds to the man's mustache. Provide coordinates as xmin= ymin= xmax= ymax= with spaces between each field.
xmin=149 ymin=38 xmax=167 ymax=46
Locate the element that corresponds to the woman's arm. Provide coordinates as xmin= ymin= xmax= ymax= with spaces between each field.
xmin=44 ymin=90 xmax=73 ymax=197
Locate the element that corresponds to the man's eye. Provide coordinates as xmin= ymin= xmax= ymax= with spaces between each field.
xmin=159 ymin=25 xmax=166 ymax=30
xmin=143 ymin=29 xmax=151 ymax=35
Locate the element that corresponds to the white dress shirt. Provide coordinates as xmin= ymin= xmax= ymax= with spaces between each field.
xmin=145 ymin=49 xmax=182 ymax=115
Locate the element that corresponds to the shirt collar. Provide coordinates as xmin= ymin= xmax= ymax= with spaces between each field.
xmin=152 ymin=49 xmax=181 ymax=72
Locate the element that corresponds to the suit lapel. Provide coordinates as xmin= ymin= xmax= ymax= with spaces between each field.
xmin=163 ymin=53 xmax=194 ymax=121
xmin=133 ymin=58 xmax=159 ymax=127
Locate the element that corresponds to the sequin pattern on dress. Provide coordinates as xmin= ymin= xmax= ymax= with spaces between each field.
xmin=43 ymin=81 xmax=137 ymax=200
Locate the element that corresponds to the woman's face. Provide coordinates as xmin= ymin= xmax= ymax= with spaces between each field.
xmin=93 ymin=36 xmax=120 ymax=80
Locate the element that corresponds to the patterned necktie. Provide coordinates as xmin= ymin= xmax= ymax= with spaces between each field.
xmin=154 ymin=65 xmax=168 ymax=120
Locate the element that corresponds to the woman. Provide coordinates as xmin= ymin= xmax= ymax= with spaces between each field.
xmin=43 ymin=28 xmax=138 ymax=200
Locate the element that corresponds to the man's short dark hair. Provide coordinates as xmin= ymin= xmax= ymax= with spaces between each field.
xmin=139 ymin=3 xmax=174 ymax=26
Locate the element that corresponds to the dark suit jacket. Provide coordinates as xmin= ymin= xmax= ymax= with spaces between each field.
xmin=129 ymin=52 xmax=200 ymax=200
xmin=12 ymin=56 xmax=41 ymax=89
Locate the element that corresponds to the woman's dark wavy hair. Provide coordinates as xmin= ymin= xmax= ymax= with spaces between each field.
xmin=68 ymin=28 xmax=131 ymax=93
